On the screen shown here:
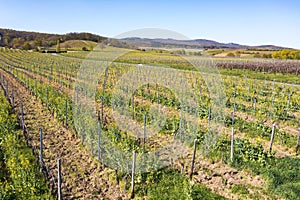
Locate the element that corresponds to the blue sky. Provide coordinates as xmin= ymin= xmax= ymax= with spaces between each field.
xmin=1 ymin=0 xmax=300 ymax=48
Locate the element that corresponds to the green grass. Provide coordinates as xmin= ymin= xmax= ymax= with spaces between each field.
xmin=265 ymin=157 xmax=300 ymax=200
xmin=0 ymin=90 xmax=52 ymax=199
xmin=231 ymin=184 xmax=249 ymax=195
xmin=208 ymin=137 xmax=300 ymax=200
xmin=134 ymin=168 xmax=227 ymax=200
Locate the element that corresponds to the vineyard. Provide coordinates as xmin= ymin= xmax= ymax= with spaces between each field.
xmin=0 ymin=46 xmax=300 ymax=200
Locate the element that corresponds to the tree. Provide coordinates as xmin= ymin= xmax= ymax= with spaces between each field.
xmin=12 ymin=37 xmax=25 ymax=49
xmin=253 ymin=53 xmax=261 ymax=58
xmin=22 ymin=42 xmax=32 ymax=50
xmin=33 ymin=38 xmax=42 ymax=47
xmin=262 ymin=54 xmax=272 ymax=58
xmin=56 ymin=39 xmax=60 ymax=53
xmin=272 ymin=49 xmax=300 ymax=60
xmin=226 ymin=52 xmax=235 ymax=57
xmin=235 ymin=51 xmax=241 ymax=57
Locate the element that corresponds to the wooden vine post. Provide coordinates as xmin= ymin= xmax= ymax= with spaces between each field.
xmin=5 ymin=80 xmax=8 ymax=97
xmin=132 ymin=93 xmax=135 ymax=120
xmin=46 ymin=87 xmax=49 ymax=108
xmin=230 ymin=112 xmax=235 ymax=162
xmin=65 ymin=99 xmax=68 ymax=129
xmin=231 ymin=127 xmax=234 ymax=162
xmin=57 ymin=158 xmax=62 ymax=200
xmin=58 ymin=78 xmax=61 ymax=92
xmin=115 ymin=165 xmax=119 ymax=185
xmin=189 ymin=139 xmax=197 ymax=179
xmin=97 ymin=114 xmax=102 ymax=163
xmin=199 ymin=87 xmax=202 ymax=101
xmin=288 ymin=92 xmax=291 ymax=108
xmin=81 ymin=132 xmax=85 ymax=145
xmin=269 ymin=124 xmax=276 ymax=152
xmin=296 ymin=128 xmax=300 ymax=153
xmin=39 ymin=128 xmax=43 ymax=169
xmin=20 ymin=103 xmax=25 ymax=131
xmin=101 ymin=96 xmax=104 ymax=124
xmin=143 ymin=114 xmax=146 ymax=151
xmin=253 ymin=97 xmax=256 ymax=112
xmin=130 ymin=151 xmax=136 ymax=199
xmin=11 ymin=90 xmax=14 ymax=112
xmin=208 ymin=106 xmax=211 ymax=127
xmin=179 ymin=103 xmax=183 ymax=141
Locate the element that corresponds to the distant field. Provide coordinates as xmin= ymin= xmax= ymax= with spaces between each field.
xmin=54 ymin=39 xmax=98 ymax=51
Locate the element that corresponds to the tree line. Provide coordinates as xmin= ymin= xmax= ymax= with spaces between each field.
xmin=0 ymin=28 xmax=106 ymax=50
xmin=271 ymin=49 xmax=300 ymax=60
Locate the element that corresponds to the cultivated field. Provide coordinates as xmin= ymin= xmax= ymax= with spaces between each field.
xmin=0 ymin=47 xmax=299 ymax=199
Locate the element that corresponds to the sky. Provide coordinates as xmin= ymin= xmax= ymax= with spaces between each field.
xmin=1 ymin=0 xmax=300 ymax=48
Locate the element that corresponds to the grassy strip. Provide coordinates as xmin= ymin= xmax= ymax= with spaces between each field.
xmin=0 ymin=89 xmax=52 ymax=199
xmin=209 ymin=137 xmax=300 ymax=200
xmin=134 ymin=168 xmax=227 ymax=200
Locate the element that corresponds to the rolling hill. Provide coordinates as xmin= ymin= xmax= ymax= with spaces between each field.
xmin=0 ymin=28 xmax=291 ymax=51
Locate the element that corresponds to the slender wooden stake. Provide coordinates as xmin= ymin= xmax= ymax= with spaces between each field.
xmin=232 ymin=111 xmax=235 ymax=126
xmin=5 ymin=80 xmax=8 ymax=97
xmin=20 ymin=103 xmax=25 ymax=131
xmin=91 ymin=141 xmax=94 ymax=155
xmin=40 ymin=71 xmax=42 ymax=83
xmin=179 ymin=104 xmax=183 ymax=141
xmin=101 ymin=96 xmax=104 ymax=124
xmin=115 ymin=165 xmax=119 ymax=185
xmin=143 ymin=114 xmax=146 ymax=151
xmin=269 ymin=124 xmax=276 ymax=152
xmin=60 ymin=79 xmax=62 ymax=92
xmin=230 ymin=127 xmax=234 ymax=162
xmin=208 ymin=106 xmax=211 ymax=127
xmin=288 ymin=92 xmax=291 ymax=108
xmin=81 ymin=132 xmax=85 ymax=145
xmin=34 ymin=79 xmax=37 ymax=96
xmin=200 ymin=87 xmax=202 ymax=100
xmin=233 ymin=83 xmax=236 ymax=98
xmin=40 ymin=128 xmax=43 ymax=168
xmin=75 ymin=90 xmax=78 ymax=103
xmin=97 ymin=119 xmax=102 ymax=162
xmin=50 ymin=66 xmax=53 ymax=82
xmin=46 ymin=88 xmax=49 ymax=108
xmin=147 ymin=83 xmax=149 ymax=94
xmin=132 ymin=93 xmax=135 ymax=120
xmin=65 ymin=99 xmax=68 ymax=129
xmin=57 ymin=158 xmax=62 ymax=200
xmin=11 ymin=90 xmax=14 ymax=112
xmin=189 ymin=139 xmax=197 ymax=179
xmin=130 ymin=151 xmax=136 ymax=199
xmin=296 ymin=128 xmax=300 ymax=153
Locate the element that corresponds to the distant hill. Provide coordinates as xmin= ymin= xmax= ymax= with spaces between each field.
xmin=0 ymin=28 xmax=291 ymax=51
xmin=0 ymin=28 xmax=106 ymax=50
xmin=121 ymin=37 xmax=288 ymax=50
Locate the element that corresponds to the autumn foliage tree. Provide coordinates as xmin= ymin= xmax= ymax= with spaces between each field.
xmin=272 ymin=49 xmax=300 ymax=60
